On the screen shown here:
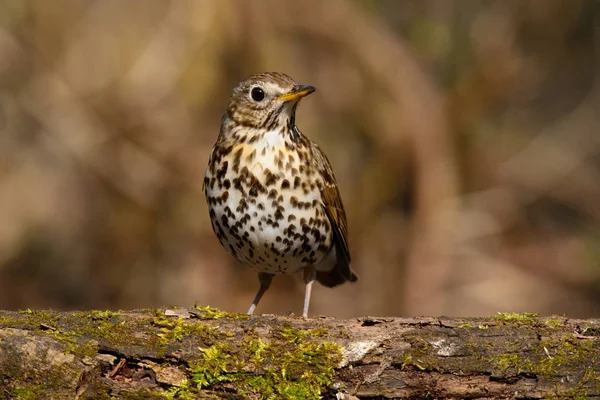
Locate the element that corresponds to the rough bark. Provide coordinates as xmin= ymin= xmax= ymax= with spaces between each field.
xmin=0 ymin=308 xmax=599 ymax=399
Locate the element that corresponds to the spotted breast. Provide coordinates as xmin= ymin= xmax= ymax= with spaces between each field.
xmin=204 ymin=129 xmax=333 ymax=275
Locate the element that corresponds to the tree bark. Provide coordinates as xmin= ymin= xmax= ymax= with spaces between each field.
xmin=0 ymin=308 xmax=598 ymax=399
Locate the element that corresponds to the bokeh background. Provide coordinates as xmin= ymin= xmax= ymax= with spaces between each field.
xmin=0 ymin=0 xmax=599 ymax=318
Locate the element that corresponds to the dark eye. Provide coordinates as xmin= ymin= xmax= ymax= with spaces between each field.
xmin=250 ymin=87 xmax=265 ymax=102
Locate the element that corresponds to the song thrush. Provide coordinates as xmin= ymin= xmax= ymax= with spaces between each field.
xmin=204 ymin=72 xmax=358 ymax=317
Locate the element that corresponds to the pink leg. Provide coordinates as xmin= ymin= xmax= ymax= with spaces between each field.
xmin=247 ymin=272 xmax=274 ymax=315
xmin=302 ymin=267 xmax=316 ymax=318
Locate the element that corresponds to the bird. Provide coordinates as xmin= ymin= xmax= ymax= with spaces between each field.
xmin=204 ymin=72 xmax=358 ymax=317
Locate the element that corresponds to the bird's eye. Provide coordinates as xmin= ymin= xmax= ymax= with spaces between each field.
xmin=250 ymin=87 xmax=265 ymax=102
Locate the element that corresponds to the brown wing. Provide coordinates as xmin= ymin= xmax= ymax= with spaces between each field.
xmin=309 ymin=141 xmax=358 ymax=286
xmin=321 ymin=176 xmax=351 ymax=263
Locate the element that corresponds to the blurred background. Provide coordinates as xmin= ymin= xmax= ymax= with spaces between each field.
xmin=0 ymin=0 xmax=598 ymax=318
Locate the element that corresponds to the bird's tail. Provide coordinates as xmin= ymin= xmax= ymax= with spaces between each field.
xmin=316 ymin=253 xmax=358 ymax=288
xmin=316 ymin=267 xmax=358 ymax=288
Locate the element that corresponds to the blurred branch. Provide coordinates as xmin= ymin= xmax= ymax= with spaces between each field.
xmin=498 ymin=88 xmax=600 ymax=215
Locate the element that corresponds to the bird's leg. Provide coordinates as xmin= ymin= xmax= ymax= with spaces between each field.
xmin=302 ymin=266 xmax=316 ymax=318
xmin=247 ymin=272 xmax=274 ymax=315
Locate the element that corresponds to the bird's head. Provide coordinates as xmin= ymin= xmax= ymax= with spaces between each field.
xmin=224 ymin=72 xmax=316 ymax=131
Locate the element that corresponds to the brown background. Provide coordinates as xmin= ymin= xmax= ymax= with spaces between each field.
xmin=0 ymin=0 xmax=598 ymax=317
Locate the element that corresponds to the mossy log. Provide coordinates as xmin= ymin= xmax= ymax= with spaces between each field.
xmin=0 ymin=308 xmax=599 ymax=399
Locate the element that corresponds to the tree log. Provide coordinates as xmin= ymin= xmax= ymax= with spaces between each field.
xmin=0 ymin=308 xmax=599 ymax=399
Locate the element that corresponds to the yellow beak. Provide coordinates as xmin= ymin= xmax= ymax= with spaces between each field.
xmin=274 ymin=84 xmax=316 ymax=102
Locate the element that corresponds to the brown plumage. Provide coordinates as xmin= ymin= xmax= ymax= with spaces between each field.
xmin=204 ymin=72 xmax=357 ymax=317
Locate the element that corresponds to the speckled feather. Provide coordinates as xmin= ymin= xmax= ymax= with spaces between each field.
xmin=204 ymin=72 xmax=357 ymax=304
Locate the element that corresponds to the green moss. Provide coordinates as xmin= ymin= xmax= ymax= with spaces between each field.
xmin=491 ymin=353 xmax=533 ymax=374
xmin=189 ymin=344 xmax=236 ymax=388
xmin=191 ymin=304 xmax=248 ymax=320
xmin=494 ymin=312 xmax=539 ymax=326
xmin=68 ymin=311 xmax=164 ymax=356
xmin=151 ymin=311 xmax=232 ymax=346
xmin=237 ymin=335 xmax=340 ymax=399
xmin=399 ymin=354 xmax=427 ymax=371
xmin=543 ymin=318 xmax=564 ymax=329
xmin=538 ymin=335 xmax=595 ymax=376
xmin=13 ymin=310 xmax=59 ymax=329
xmin=45 ymin=328 xmax=97 ymax=358
xmin=457 ymin=323 xmax=473 ymax=329
xmin=9 ymin=385 xmax=44 ymax=400
xmin=163 ymin=322 xmax=341 ymax=400
xmin=162 ymin=383 xmax=196 ymax=400
xmin=89 ymin=310 xmax=121 ymax=320
xmin=490 ymin=334 xmax=598 ymax=379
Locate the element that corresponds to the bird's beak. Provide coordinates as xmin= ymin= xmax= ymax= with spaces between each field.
xmin=275 ymin=84 xmax=316 ymax=102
